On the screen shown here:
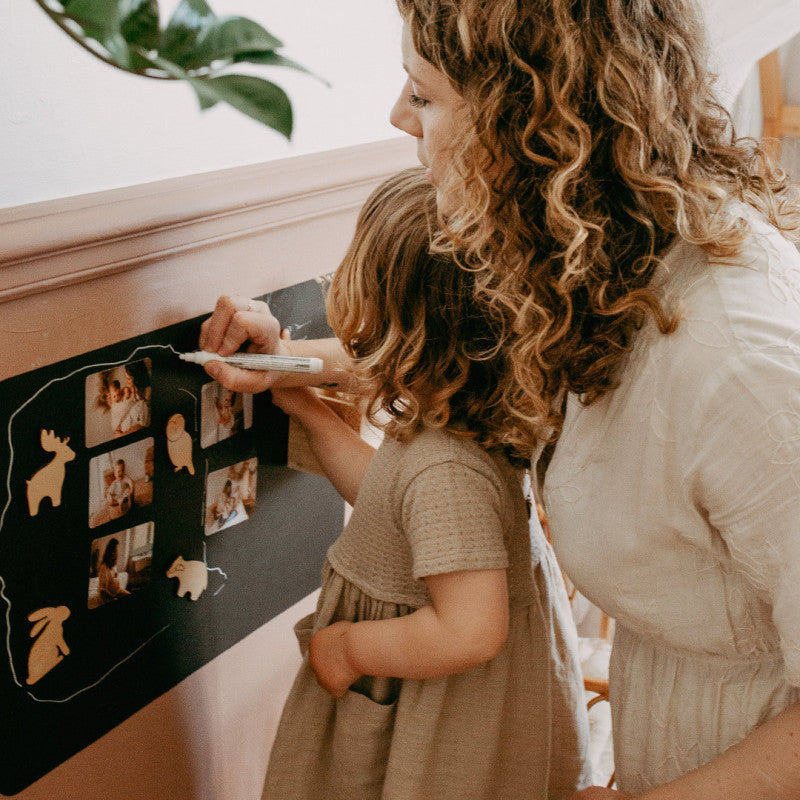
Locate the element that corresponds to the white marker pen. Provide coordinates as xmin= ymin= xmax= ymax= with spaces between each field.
xmin=180 ymin=350 xmax=323 ymax=374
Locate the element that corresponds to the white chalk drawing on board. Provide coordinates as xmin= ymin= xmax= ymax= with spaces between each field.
xmin=26 ymin=430 xmax=76 ymax=516
xmin=1 ymin=345 xmax=181 ymax=703
xmin=166 ymin=413 xmax=195 ymax=474
xmin=26 ymin=605 xmax=71 ymax=685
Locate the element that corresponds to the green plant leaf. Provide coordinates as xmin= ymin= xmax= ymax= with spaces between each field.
xmin=56 ymin=0 xmax=141 ymax=68
xmin=119 ymin=0 xmax=160 ymax=50
xmin=186 ymin=16 xmax=282 ymax=69
xmin=34 ymin=0 xmax=321 ymax=133
xmin=58 ymin=0 xmax=121 ymax=53
xmin=60 ymin=0 xmax=122 ymax=31
xmin=189 ymin=74 xmax=292 ymax=137
xmin=234 ymin=50 xmax=328 ymax=85
xmin=147 ymin=52 xmax=220 ymax=107
xmin=161 ymin=0 xmax=216 ymax=64
xmin=189 ymin=80 xmax=222 ymax=110
xmin=103 ymin=32 xmax=137 ymax=68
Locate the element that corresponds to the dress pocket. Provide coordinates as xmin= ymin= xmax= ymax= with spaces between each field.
xmin=293 ymin=612 xmax=316 ymax=657
xmin=327 ymin=688 xmax=397 ymax=799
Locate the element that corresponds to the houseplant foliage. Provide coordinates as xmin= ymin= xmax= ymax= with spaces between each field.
xmin=33 ymin=0 xmax=320 ymax=138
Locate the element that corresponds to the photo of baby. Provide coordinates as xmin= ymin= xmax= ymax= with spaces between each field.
xmin=85 ymin=359 xmax=152 ymax=448
xmin=200 ymin=382 xmax=252 ymax=449
xmin=88 ymin=438 xmax=154 ymax=528
xmin=204 ymin=458 xmax=257 ymax=535
xmin=88 ymin=523 xmax=154 ymax=610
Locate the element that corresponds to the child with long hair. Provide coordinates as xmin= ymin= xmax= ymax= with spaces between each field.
xmin=261 ymin=167 xmax=590 ymax=800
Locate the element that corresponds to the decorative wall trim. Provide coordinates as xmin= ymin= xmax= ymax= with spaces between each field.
xmin=0 ymin=137 xmax=417 ymax=303
xmin=0 ymin=137 xmax=418 ymax=380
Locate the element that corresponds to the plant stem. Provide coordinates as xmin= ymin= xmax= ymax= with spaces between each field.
xmin=32 ymin=0 xmax=176 ymax=80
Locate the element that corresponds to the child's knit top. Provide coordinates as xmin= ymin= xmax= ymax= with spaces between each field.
xmin=327 ymin=425 xmax=536 ymax=609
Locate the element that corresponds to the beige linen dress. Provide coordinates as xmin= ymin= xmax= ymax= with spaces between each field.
xmin=263 ymin=427 xmax=591 ymax=800
xmin=544 ymin=207 xmax=800 ymax=793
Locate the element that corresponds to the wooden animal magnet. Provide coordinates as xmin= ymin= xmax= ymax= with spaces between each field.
xmin=26 ymin=605 xmax=71 ymax=685
xmin=27 ymin=430 xmax=76 ymax=516
xmin=166 ymin=556 xmax=207 ymax=601
xmin=166 ymin=414 xmax=195 ymax=475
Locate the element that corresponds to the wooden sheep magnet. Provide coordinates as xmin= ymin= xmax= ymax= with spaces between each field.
xmin=26 ymin=430 xmax=75 ymax=516
xmin=167 ymin=556 xmax=208 ymax=601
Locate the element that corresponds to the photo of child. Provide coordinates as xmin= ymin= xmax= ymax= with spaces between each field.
xmin=85 ymin=358 xmax=152 ymax=448
xmin=105 ymin=459 xmax=134 ymax=514
xmin=200 ymin=382 xmax=252 ymax=448
xmin=88 ymin=523 xmax=155 ymax=610
xmin=88 ymin=438 xmax=154 ymax=528
xmin=204 ymin=458 xmax=257 ymax=535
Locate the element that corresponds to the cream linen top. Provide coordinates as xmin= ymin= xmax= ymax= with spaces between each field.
xmin=544 ymin=208 xmax=800 ymax=793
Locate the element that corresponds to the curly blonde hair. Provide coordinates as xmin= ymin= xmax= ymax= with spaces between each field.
xmin=327 ymin=167 xmax=528 ymax=463
xmin=397 ymin=0 xmax=800 ymax=454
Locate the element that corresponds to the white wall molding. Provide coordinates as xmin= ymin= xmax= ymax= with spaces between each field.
xmin=0 ymin=138 xmax=417 ymax=380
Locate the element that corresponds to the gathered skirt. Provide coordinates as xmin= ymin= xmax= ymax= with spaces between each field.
xmin=262 ymin=558 xmax=590 ymax=800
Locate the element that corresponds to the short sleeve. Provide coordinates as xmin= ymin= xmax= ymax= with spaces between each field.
xmin=401 ymin=460 xmax=510 ymax=580
xmin=687 ymin=347 xmax=800 ymax=684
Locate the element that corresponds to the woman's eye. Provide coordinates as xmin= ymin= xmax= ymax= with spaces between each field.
xmin=408 ymin=92 xmax=429 ymax=108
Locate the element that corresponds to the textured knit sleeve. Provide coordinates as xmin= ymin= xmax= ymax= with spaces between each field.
xmin=684 ymin=292 xmax=800 ymax=685
xmin=401 ymin=460 xmax=510 ymax=580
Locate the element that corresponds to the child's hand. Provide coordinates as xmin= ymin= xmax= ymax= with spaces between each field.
xmin=308 ymin=621 xmax=361 ymax=698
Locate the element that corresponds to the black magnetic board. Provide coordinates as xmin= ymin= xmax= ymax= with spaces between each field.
xmin=0 ymin=277 xmax=342 ymax=794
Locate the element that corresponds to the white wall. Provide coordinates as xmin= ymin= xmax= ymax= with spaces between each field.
xmin=5 ymin=1 xmax=799 ymax=211
xmin=2 ymin=0 xmax=405 ymax=209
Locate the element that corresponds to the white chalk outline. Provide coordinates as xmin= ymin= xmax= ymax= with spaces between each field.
xmin=26 ymin=625 xmax=170 ymax=704
xmin=177 ymin=387 xmax=199 ymax=434
xmin=203 ymin=541 xmax=228 ymax=596
xmin=1 ymin=344 xmax=179 ymax=701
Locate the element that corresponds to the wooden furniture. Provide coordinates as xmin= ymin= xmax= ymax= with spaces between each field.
xmin=759 ymin=49 xmax=800 ymax=161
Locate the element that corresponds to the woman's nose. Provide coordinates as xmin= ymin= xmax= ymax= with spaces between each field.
xmin=390 ymin=79 xmax=423 ymax=137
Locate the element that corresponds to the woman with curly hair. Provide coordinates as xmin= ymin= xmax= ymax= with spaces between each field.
xmin=199 ymin=1 xmax=800 ymax=798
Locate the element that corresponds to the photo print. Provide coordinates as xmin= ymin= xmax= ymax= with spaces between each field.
xmin=204 ymin=457 xmax=257 ymax=535
xmin=88 ymin=438 xmax=154 ymax=528
xmin=84 ymin=358 xmax=152 ymax=448
xmin=200 ymin=382 xmax=252 ymax=448
xmin=88 ymin=522 xmax=155 ymax=609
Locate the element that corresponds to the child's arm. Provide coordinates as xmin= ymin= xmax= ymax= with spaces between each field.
xmin=309 ymin=567 xmax=509 ymax=697
xmin=272 ymin=386 xmax=374 ymax=506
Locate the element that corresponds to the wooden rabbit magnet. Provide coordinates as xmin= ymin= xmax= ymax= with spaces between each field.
xmin=26 ymin=606 xmax=71 ymax=685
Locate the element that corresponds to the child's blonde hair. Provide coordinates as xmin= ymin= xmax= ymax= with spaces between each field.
xmin=327 ymin=167 xmax=527 ymax=463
